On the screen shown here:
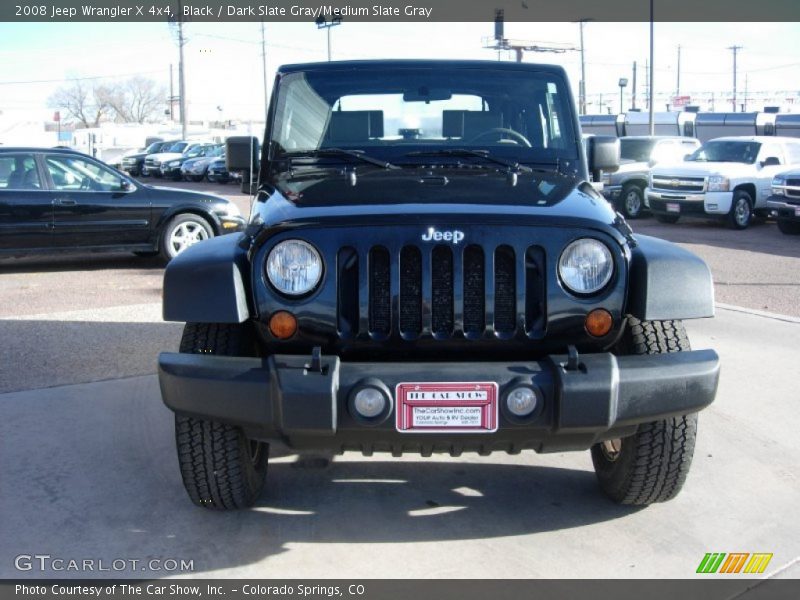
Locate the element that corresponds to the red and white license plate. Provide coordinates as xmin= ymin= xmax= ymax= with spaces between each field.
xmin=395 ymin=382 xmax=498 ymax=433
xmin=666 ymin=202 xmax=681 ymax=213
xmin=794 ymin=206 xmax=800 ymax=217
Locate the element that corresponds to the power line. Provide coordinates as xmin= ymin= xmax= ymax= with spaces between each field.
xmin=0 ymin=70 xmax=166 ymax=86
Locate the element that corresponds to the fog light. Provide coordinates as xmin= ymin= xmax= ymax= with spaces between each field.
xmin=353 ymin=387 xmax=386 ymax=418
xmin=585 ymin=308 xmax=613 ymax=337
xmin=506 ymin=386 xmax=538 ymax=417
xmin=268 ymin=311 xmax=297 ymax=339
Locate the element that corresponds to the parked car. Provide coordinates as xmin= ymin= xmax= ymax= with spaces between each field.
xmin=143 ymin=141 xmax=209 ymax=177
xmin=206 ymin=154 xmax=238 ymax=183
xmin=127 ymin=140 xmax=177 ymax=177
xmin=767 ymin=170 xmax=800 ymax=235
xmin=180 ymin=144 xmax=224 ymax=182
xmin=601 ymin=136 xmax=701 ymax=219
xmin=160 ymin=143 xmax=217 ymax=180
xmin=158 ymin=59 xmax=719 ymax=510
xmin=0 ymin=147 xmax=245 ymax=261
xmin=646 ymin=136 xmax=800 ymax=229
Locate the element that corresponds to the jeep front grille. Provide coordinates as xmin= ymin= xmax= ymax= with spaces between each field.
xmin=336 ymin=243 xmax=546 ymax=340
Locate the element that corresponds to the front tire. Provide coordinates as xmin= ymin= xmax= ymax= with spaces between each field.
xmin=591 ymin=317 xmax=699 ymax=505
xmin=728 ymin=190 xmax=753 ymax=230
xmin=777 ymin=219 xmax=800 ymax=235
xmin=175 ymin=323 xmax=268 ymax=510
xmin=620 ymin=184 xmax=645 ymax=219
xmin=159 ymin=213 xmax=214 ymax=261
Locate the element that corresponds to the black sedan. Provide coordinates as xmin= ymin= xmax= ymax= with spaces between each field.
xmin=0 ymin=147 xmax=246 ymax=261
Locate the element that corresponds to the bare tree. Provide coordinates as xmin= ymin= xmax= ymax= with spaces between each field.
xmin=103 ymin=77 xmax=165 ymax=124
xmin=48 ymin=79 xmax=112 ymax=128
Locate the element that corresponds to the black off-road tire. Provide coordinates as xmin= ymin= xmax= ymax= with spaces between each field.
xmin=655 ymin=213 xmax=680 ymax=224
xmin=175 ymin=323 xmax=268 ymax=510
xmin=777 ymin=219 xmax=800 ymax=235
xmin=591 ymin=317 xmax=699 ymax=505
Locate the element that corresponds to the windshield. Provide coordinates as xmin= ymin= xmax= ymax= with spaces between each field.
xmin=268 ymin=66 xmax=578 ymax=166
xmin=688 ymin=140 xmax=761 ymax=164
xmin=168 ymin=142 xmax=188 ymax=153
xmin=145 ymin=142 xmax=162 ymax=153
xmin=620 ymin=139 xmax=656 ymax=162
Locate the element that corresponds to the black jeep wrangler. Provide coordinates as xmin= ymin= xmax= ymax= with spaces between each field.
xmin=158 ymin=60 xmax=720 ymax=510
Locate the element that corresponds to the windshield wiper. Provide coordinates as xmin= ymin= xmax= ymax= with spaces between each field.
xmin=404 ymin=148 xmax=532 ymax=173
xmin=284 ymin=148 xmax=397 ymax=169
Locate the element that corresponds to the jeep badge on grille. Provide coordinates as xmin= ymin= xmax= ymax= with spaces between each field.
xmin=421 ymin=227 xmax=465 ymax=244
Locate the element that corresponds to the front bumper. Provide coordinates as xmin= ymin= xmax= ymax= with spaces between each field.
xmin=160 ymin=165 xmax=182 ymax=177
xmin=647 ymin=188 xmax=733 ymax=216
xmin=158 ymin=349 xmax=719 ymax=454
xmin=767 ymin=196 xmax=800 ymax=221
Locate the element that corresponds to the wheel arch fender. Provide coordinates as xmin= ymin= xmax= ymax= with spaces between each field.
xmin=626 ymin=234 xmax=715 ymax=321
xmin=163 ymin=232 xmax=252 ymax=323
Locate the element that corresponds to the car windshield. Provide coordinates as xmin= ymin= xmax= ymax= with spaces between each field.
xmin=687 ymin=140 xmax=761 ymax=164
xmin=268 ymin=65 xmax=578 ymax=167
xmin=168 ymin=142 xmax=188 ymax=153
xmin=145 ymin=142 xmax=162 ymax=153
xmin=620 ymin=139 xmax=657 ymax=162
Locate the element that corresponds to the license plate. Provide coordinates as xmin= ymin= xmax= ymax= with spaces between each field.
xmin=795 ymin=207 xmax=800 ymax=217
xmin=666 ymin=202 xmax=681 ymax=213
xmin=395 ymin=382 xmax=498 ymax=433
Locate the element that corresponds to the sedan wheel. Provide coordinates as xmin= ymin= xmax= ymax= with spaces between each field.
xmin=160 ymin=214 xmax=214 ymax=261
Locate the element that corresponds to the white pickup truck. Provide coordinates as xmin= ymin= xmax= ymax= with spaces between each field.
xmin=646 ymin=136 xmax=800 ymax=229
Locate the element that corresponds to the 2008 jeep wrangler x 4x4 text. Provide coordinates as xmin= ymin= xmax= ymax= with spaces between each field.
xmin=158 ymin=60 xmax=720 ymax=510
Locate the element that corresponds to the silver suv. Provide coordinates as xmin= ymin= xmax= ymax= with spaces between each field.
xmin=602 ymin=136 xmax=701 ymax=219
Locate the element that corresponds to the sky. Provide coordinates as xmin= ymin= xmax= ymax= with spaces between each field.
xmin=1 ymin=20 xmax=799 ymax=123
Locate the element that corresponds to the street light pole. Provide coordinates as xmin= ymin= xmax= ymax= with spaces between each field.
xmin=260 ymin=21 xmax=269 ymax=124
xmin=316 ymin=16 xmax=342 ymax=62
xmin=578 ymin=19 xmax=587 ymax=115
xmin=648 ymin=0 xmax=655 ymax=135
xmin=618 ymin=78 xmax=629 ymax=115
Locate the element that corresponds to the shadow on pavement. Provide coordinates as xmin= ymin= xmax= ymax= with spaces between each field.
xmin=0 ymin=252 xmax=164 ymax=274
xmin=0 ymin=368 xmax=640 ymax=578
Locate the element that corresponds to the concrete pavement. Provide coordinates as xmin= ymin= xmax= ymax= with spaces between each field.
xmin=1 ymin=307 xmax=798 ymax=579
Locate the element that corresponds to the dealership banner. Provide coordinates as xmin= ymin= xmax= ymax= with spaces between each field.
xmin=3 ymin=580 xmax=800 ymax=600
xmin=2 ymin=0 xmax=799 ymax=22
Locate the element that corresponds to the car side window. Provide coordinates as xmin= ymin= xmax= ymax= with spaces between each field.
xmin=45 ymin=155 xmax=126 ymax=192
xmin=0 ymin=154 xmax=42 ymax=190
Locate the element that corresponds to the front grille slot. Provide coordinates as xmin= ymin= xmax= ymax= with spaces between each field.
xmin=336 ymin=247 xmax=359 ymax=338
xmin=462 ymin=245 xmax=486 ymax=335
xmin=785 ymin=179 xmax=800 ymax=199
xmin=525 ymin=247 xmax=546 ymax=336
xmin=399 ymin=246 xmax=422 ymax=336
xmin=368 ymin=247 xmax=391 ymax=335
xmin=431 ymin=246 xmax=454 ymax=336
xmin=493 ymin=245 xmax=516 ymax=334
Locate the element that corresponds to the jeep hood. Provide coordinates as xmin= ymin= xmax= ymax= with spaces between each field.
xmin=258 ymin=167 xmax=620 ymax=229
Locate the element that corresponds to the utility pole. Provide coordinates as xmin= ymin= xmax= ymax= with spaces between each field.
xmin=728 ymin=45 xmax=742 ymax=112
xmin=632 ymin=61 xmax=637 ymax=110
xmin=578 ymin=19 xmax=589 ymax=115
xmin=644 ymin=60 xmax=649 ymax=110
xmin=169 ymin=64 xmax=174 ymax=120
xmin=676 ymin=45 xmax=681 ymax=96
xmin=743 ymin=73 xmax=748 ymax=112
xmin=260 ymin=21 xmax=269 ymax=124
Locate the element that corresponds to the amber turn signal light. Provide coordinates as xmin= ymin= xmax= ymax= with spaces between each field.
xmin=585 ymin=309 xmax=613 ymax=337
xmin=269 ymin=311 xmax=298 ymax=339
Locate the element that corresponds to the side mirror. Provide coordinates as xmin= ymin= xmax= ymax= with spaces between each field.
xmin=226 ymin=136 xmax=260 ymax=173
xmin=761 ymin=156 xmax=780 ymax=168
xmin=120 ymin=179 xmax=132 ymax=192
xmin=587 ymin=135 xmax=620 ymax=182
xmin=683 ymin=153 xmax=693 ymax=161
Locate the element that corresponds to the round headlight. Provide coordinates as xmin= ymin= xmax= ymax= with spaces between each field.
xmin=266 ymin=240 xmax=323 ymax=296
xmin=558 ymin=238 xmax=614 ymax=295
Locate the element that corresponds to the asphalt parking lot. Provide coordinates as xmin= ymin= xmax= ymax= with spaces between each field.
xmin=1 ymin=179 xmax=798 ymax=579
